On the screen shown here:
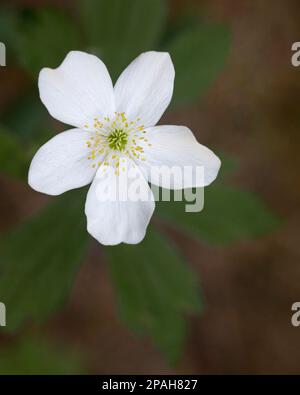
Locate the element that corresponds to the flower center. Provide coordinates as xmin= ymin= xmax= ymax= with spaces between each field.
xmin=107 ymin=129 xmax=128 ymax=151
xmin=84 ymin=112 xmax=152 ymax=174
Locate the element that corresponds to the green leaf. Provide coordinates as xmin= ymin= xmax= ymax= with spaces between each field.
xmin=0 ymin=190 xmax=89 ymax=331
xmin=78 ymin=0 xmax=166 ymax=80
xmin=167 ymin=22 xmax=231 ymax=107
xmin=217 ymin=152 xmax=238 ymax=179
xmin=17 ymin=8 xmax=82 ymax=78
xmin=106 ymin=227 xmax=202 ymax=363
xmin=156 ymin=185 xmax=280 ymax=245
xmin=0 ymin=126 xmax=28 ymax=179
xmin=1 ymin=91 xmax=53 ymax=145
xmin=0 ymin=338 xmax=85 ymax=374
xmin=0 ymin=7 xmax=19 ymax=60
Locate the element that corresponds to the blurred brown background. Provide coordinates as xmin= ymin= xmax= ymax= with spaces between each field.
xmin=1 ymin=0 xmax=300 ymax=374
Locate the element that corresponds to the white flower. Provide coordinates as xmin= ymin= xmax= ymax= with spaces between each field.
xmin=28 ymin=51 xmax=221 ymax=245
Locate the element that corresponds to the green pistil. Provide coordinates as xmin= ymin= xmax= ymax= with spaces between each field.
xmin=107 ymin=129 xmax=128 ymax=151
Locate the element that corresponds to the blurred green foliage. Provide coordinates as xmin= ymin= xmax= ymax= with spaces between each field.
xmin=2 ymin=92 xmax=53 ymax=144
xmin=0 ymin=338 xmax=85 ymax=374
xmin=17 ymin=8 xmax=82 ymax=78
xmin=0 ymin=126 xmax=28 ymax=179
xmin=107 ymin=228 xmax=201 ymax=363
xmin=156 ymin=184 xmax=280 ymax=245
xmin=0 ymin=190 xmax=88 ymax=331
xmin=0 ymin=0 xmax=280 ymax=366
xmin=78 ymin=0 xmax=166 ymax=81
xmin=168 ymin=23 xmax=231 ymax=107
xmin=0 ymin=7 xmax=19 ymax=60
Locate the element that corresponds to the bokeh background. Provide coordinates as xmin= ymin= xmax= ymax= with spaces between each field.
xmin=0 ymin=0 xmax=299 ymax=374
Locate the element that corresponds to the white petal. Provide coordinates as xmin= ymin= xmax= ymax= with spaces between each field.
xmin=28 ymin=129 xmax=98 ymax=196
xmin=39 ymin=51 xmax=115 ymax=128
xmin=138 ymin=125 xmax=221 ymax=189
xmin=114 ymin=51 xmax=175 ymax=127
xmin=85 ymin=158 xmax=155 ymax=245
